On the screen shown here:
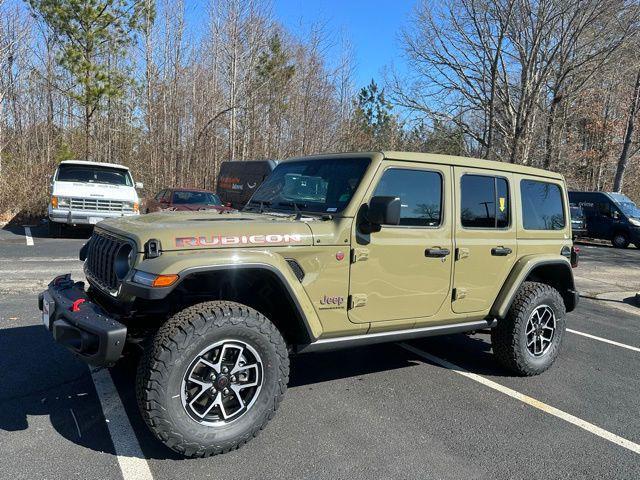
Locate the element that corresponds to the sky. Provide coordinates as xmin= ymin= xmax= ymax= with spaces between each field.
xmin=273 ymin=0 xmax=415 ymax=89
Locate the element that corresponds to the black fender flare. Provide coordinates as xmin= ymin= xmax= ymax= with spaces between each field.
xmin=490 ymin=256 xmax=578 ymax=319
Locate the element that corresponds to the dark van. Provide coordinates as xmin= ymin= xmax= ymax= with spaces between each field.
xmin=216 ymin=160 xmax=277 ymax=209
xmin=568 ymin=191 xmax=640 ymax=248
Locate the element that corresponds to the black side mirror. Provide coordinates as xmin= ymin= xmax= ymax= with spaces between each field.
xmin=361 ymin=196 xmax=401 ymax=233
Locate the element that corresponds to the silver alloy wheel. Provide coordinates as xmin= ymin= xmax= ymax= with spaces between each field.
xmin=181 ymin=339 xmax=263 ymax=426
xmin=525 ymin=305 xmax=556 ymax=357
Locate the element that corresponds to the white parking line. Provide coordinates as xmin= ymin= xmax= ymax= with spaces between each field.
xmin=567 ymin=328 xmax=640 ymax=353
xmin=24 ymin=226 xmax=34 ymax=246
xmin=399 ymin=343 xmax=640 ymax=456
xmin=91 ymin=368 xmax=154 ymax=480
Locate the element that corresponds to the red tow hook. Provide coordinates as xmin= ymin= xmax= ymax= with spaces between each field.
xmin=71 ymin=298 xmax=86 ymax=312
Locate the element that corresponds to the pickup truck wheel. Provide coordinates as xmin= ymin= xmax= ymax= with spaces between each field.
xmin=48 ymin=221 xmax=63 ymax=237
xmin=136 ymin=301 xmax=289 ymax=457
xmin=491 ymin=281 xmax=566 ymax=376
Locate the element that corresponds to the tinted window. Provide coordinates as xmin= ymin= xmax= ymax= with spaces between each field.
xmin=521 ymin=180 xmax=565 ymax=230
xmin=373 ymin=169 xmax=442 ymax=227
xmin=461 ymin=175 xmax=510 ymax=228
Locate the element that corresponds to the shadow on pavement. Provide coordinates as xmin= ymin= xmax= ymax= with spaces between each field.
xmin=1 ymin=222 xmax=93 ymax=240
xmin=0 ymin=325 xmax=114 ymax=455
xmin=0 ymin=323 xmax=513 ymax=460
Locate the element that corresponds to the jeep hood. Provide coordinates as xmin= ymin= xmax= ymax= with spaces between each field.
xmin=98 ymin=211 xmax=314 ymax=251
xmin=52 ymin=181 xmax=139 ymax=203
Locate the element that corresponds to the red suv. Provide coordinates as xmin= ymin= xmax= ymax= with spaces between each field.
xmin=144 ymin=188 xmax=234 ymax=213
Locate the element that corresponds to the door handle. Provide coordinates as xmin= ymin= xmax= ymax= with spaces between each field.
xmin=491 ymin=246 xmax=512 ymax=256
xmin=425 ymin=248 xmax=451 ymax=258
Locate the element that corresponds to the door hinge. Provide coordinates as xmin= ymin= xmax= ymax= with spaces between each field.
xmin=348 ymin=294 xmax=368 ymax=309
xmin=351 ymin=247 xmax=370 ymax=263
xmin=452 ymin=288 xmax=468 ymax=301
xmin=455 ymin=248 xmax=470 ymax=261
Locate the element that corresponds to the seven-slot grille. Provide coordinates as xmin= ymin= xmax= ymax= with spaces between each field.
xmin=70 ymin=197 xmax=133 ymax=212
xmin=86 ymin=230 xmax=129 ymax=290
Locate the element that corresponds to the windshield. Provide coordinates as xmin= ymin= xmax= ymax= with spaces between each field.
xmin=246 ymin=157 xmax=370 ymax=214
xmin=56 ymin=164 xmax=133 ymax=186
xmin=172 ymin=191 xmax=221 ymax=205
xmin=615 ymin=201 xmax=640 ymax=218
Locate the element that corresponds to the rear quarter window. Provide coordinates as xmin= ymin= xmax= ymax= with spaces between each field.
xmin=521 ymin=180 xmax=565 ymax=230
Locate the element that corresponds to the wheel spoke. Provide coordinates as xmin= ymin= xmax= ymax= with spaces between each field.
xmin=236 ymin=364 xmax=260 ymax=388
xmin=230 ymin=385 xmax=247 ymax=409
xmin=213 ymin=394 xmax=233 ymax=420
xmin=197 ymin=357 xmax=217 ymax=371
xmin=189 ymin=386 xmax=212 ymax=412
xmin=197 ymin=392 xmax=221 ymax=418
xmin=230 ymin=345 xmax=246 ymax=373
xmin=213 ymin=344 xmax=233 ymax=372
xmin=187 ymin=374 xmax=211 ymax=389
xmin=526 ymin=322 xmax=535 ymax=335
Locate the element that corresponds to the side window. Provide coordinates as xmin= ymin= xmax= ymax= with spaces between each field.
xmin=460 ymin=175 xmax=510 ymax=229
xmin=155 ymin=190 xmax=165 ymax=201
xmin=373 ymin=168 xmax=442 ymax=227
xmin=521 ymin=180 xmax=565 ymax=230
xmin=597 ymin=202 xmax=612 ymax=218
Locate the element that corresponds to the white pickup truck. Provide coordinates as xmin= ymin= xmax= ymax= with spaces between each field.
xmin=47 ymin=160 xmax=142 ymax=236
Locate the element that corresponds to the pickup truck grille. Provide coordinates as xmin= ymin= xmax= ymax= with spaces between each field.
xmin=85 ymin=230 xmax=128 ymax=291
xmin=70 ymin=197 xmax=133 ymax=213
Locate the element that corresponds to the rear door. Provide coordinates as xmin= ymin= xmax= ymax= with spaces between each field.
xmin=452 ymin=168 xmax=516 ymax=313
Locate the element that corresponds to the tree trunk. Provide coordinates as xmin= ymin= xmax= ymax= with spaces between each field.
xmin=613 ymin=68 xmax=640 ymax=192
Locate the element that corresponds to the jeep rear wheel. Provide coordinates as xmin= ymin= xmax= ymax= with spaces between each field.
xmin=491 ymin=281 xmax=566 ymax=376
xmin=136 ymin=301 xmax=289 ymax=457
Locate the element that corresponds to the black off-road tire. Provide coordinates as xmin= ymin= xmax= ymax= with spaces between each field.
xmin=612 ymin=232 xmax=630 ymax=249
xmin=136 ymin=301 xmax=289 ymax=457
xmin=491 ymin=281 xmax=566 ymax=376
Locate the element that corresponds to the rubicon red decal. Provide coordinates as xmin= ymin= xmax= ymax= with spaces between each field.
xmin=175 ymin=233 xmax=303 ymax=247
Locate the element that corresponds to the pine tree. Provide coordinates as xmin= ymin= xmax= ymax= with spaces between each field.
xmin=28 ymin=0 xmax=152 ymax=159
xmin=352 ymin=79 xmax=402 ymax=149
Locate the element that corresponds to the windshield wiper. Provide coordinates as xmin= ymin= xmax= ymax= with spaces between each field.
xmin=277 ymin=201 xmax=307 ymax=219
xmin=245 ymin=199 xmax=272 ymax=213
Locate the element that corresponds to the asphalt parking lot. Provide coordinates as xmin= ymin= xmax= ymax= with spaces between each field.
xmin=1 ymin=224 xmax=639 ymax=479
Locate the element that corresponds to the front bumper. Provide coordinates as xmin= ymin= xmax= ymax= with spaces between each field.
xmin=38 ymin=275 xmax=127 ymax=366
xmin=48 ymin=207 xmax=139 ymax=226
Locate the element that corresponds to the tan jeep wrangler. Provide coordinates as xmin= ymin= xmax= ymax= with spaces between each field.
xmin=39 ymin=152 xmax=579 ymax=457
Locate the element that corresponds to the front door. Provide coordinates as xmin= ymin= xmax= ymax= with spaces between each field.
xmin=452 ymin=168 xmax=517 ymax=313
xmin=348 ymin=162 xmax=453 ymax=324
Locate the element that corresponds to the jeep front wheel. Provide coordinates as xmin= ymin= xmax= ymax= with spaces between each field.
xmin=491 ymin=281 xmax=566 ymax=376
xmin=136 ymin=301 xmax=289 ymax=457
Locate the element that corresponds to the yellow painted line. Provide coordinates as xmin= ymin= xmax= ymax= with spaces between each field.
xmin=567 ymin=328 xmax=640 ymax=353
xmin=399 ymin=343 xmax=640 ymax=456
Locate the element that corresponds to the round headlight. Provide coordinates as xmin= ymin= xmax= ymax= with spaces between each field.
xmin=114 ymin=243 xmax=133 ymax=280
